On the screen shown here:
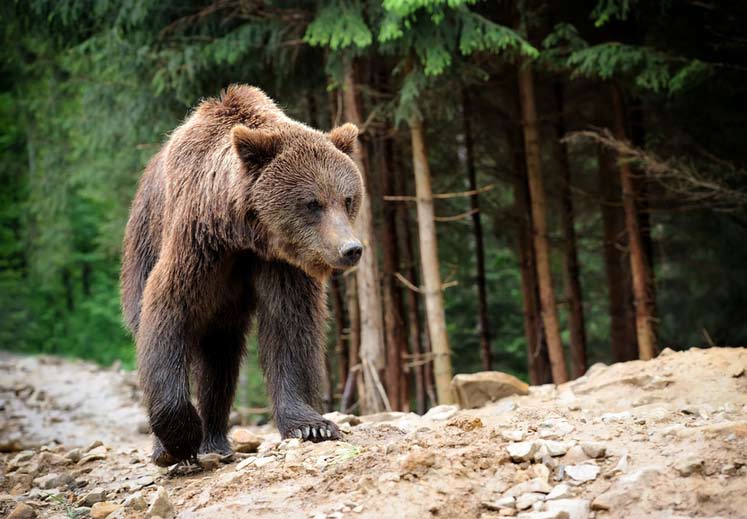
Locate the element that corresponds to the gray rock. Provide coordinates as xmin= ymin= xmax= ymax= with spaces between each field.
xmin=565 ymin=463 xmax=600 ymax=482
xmin=505 ymin=478 xmax=553 ymax=497
xmin=482 ymin=496 xmax=516 ymax=511
xmin=507 ymin=441 xmax=539 ymax=462
xmin=501 ymin=429 xmax=525 ymax=442
xmin=78 ymin=488 xmax=107 ymax=506
xmin=517 ymin=510 xmax=569 ymax=519
xmin=543 ymin=440 xmax=573 ymax=457
xmin=544 ymin=499 xmax=590 ymax=519
xmin=580 ymin=442 xmax=606 ymax=459
xmin=124 ymin=493 xmax=147 ymax=511
xmin=674 ymin=455 xmax=704 ymax=476
xmin=147 ymin=486 xmax=175 ymax=519
xmin=422 ymin=405 xmax=458 ymax=421
xmin=546 ymin=484 xmax=572 ymax=500
xmin=34 ymin=472 xmax=74 ymax=489
xmin=66 ymin=448 xmax=82 ymax=463
xmin=516 ymin=492 xmax=546 ymax=510
xmin=450 ymin=371 xmax=529 ymax=409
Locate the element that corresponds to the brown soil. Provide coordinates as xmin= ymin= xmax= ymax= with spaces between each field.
xmin=1 ymin=347 xmax=746 ymax=519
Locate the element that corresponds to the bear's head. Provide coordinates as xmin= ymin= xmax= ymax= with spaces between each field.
xmin=231 ymin=122 xmax=364 ymax=275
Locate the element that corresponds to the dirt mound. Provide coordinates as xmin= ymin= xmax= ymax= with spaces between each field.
xmin=1 ymin=347 xmax=746 ymax=519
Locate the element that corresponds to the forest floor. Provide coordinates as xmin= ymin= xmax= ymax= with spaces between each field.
xmin=1 ymin=347 xmax=746 ymax=519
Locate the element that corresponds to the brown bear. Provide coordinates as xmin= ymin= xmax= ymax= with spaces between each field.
xmin=120 ymin=85 xmax=363 ymax=466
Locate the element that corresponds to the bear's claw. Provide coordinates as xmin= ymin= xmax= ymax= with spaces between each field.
xmin=289 ymin=423 xmax=338 ymax=442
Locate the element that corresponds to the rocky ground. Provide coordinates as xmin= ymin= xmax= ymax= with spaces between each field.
xmin=1 ymin=347 xmax=746 ymax=519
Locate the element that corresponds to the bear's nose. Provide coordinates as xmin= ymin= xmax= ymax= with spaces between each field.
xmin=339 ymin=242 xmax=363 ymax=266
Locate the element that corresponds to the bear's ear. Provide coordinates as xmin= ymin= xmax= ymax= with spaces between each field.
xmin=231 ymin=125 xmax=281 ymax=168
xmin=328 ymin=123 xmax=359 ymax=155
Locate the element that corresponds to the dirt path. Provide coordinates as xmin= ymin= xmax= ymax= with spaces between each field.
xmin=2 ymin=347 xmax=746 ymax=519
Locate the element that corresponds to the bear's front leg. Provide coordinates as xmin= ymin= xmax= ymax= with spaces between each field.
xmin=255 ymin=262 xmax=340 ymax=442
xmin=137 ymin=259 xmax=204 ymax=466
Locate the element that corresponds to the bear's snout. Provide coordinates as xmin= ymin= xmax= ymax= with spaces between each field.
xmin=338 ymin=241 xmax=363 ymax=267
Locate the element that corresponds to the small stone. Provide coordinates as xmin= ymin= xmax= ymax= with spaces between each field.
xmin=34 ymin=472 xmax=74 ymax=489
xmin=674 ymin=455 xmax=704 ymax=476
xmin=9 ymin=450 xmax=35 ymax=468
xmin=66 ymin=448 xmax=82 ymax=463
xmin=516 ymin=493 xmax=545 ymax=510
xmin=565 ymin=463 xmax=600 ymax=482
xmin=135 ymin=475 xmax=155 ymax=488
xmin=85 ymin=440 xmax=103 ymax=452
xmin=505 ymin=478 xmax=553 ymax=497
xmin=231 ymin=429 xmax=263 ymax=453
xmin=611 ymin=452 xmax=629 ymax=473
xmin=137 ymin=420 xmax=151 ymax=434
xmin=400 ymin=446 xmax=435 ymax=477
xmin=507 ymin=441 xmax=538 ymax=462
xmin=255 ymin=456 xmax=276 ymax=468
xmin=124 ymin=493 xmax=147 ymax=511
xmin=543 ymin=440 xmax=572 ymax=457
xmin=90 ymin=501 xmax=121 ymax=519
xmin=278 ymin=438 xmax=301 ymax=450
xmin=516 ymin=511 xmax=569 ymax=519
xmin=422 ymin=405 xmax=458 ymax=421
xmin=562 ymin=446 xmax=589 ymax=464
xmin=147 ymin=486 xmax=175 ymax=519
xmin=502 ymin=430 xmax=525 ymax=442
xmin=600 ymin=411 xmax=632 ymax=422
xmin=580 ymin=442 xmax=606 ymax=459
xmin=78 ymin=446 xmax=107 ymax=464
xmin=198 ymin=453 xmax=221 ymax=471
xmin=544 ymin=499 xmax=590 ymax=519
xmin=482 ymin=496 xmax=516 ymax=511
xmin=721 ymin=464 xmax=738 ymax=475
xmin=450 ymin=371 xmax=529 ymax=409
xmin=8 ymin=502 xmax=37 ymax=519
xmin=546 ymin=484 xmax=572 ymax=500
xmin=74 ymin=507 xmax=92 ymax=518
xmin=538 ymin=419 xmax=574 ymax=439
xmin=78 ymin=488 xmax=107 ymax=506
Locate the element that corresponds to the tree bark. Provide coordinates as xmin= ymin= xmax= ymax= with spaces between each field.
xmin=342 ymin=63 xmax=388 ymax=412
xmin=379 ymin=136 xmax=407 ymax=411
xmin=508 ymin=126 xmax=552 ymax=385
xmin=598 ymin=147 xmax=639 ymax=362
xmin=553 ymin=83 xmax=587 ymax=378
xmin=462 ymin=90 xmax=492 ymax=371
xmin=395 ymin=149 xmax=427 ymax=413
xmin=516 ymin=62 xmax=569 ymax=384
xmin=610 ymin=84 xmax=657 ymax=361
xmin=409 ymin=115 xmax=453 ymax=405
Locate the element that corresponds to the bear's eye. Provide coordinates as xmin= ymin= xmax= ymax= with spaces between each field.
xmin=344 ymin=197 xmax=353 ymax=213
xmin=307 ymin=199 xmax=323 ymax=213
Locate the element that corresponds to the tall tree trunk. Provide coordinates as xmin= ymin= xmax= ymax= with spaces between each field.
xmin=508 ymin=127 xmax=552 ymax=385
xmin=516 ymin=63 xmax=569 ymax=384
xmin=553 ymin=83 xmax=587 ymax=378
xmin=342 ymin=63 xmax=388 ymax=412
xmin=610 ymin=84 xmax=657 ymax=361
xmin=409 ymin=115 xmax=453 ymax=405
xmin=379 ymin=136 xmax=407 ymax=411
xmin=598 ymin=147 xmax=639 ymax=362
xmin=395 ymin=149 xmax=427 ymax=413
xmin=462 ymin=90 xmax=492 ymax=371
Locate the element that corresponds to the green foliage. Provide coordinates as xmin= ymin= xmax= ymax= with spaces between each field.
xmin=305 ymin=1 xmax=373 ymax=50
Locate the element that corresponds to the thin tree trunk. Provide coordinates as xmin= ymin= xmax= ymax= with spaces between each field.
xmin=516 ymin=63 xmax=569 ymax=384
xmin=409 ymin=115 xmax=453 ymax=405
xmin=462 ymin=90 xmax=492 ymax=371
xmin=610 ymin=84 xmax=657 ymax=361
xmin=379 ymin=136 xmax=406 ymax=411
xmin=342 ymin=274 xmax=360 ymax=413
xmin=508 ymin=126 xmax=552 ymax=385
xmin=342 ymin=63 xmax=388 ymax=412
xmin=553 ymin=83 xmax=587 ymax=378
xmin=395 ymin=149 xmax=427 ymax=413
xmin=598 ymin=147 xmax=638 ymax=362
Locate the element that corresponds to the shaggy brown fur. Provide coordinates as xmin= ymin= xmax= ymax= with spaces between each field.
xmin=120 ymin=85 xmax=363 ymax=466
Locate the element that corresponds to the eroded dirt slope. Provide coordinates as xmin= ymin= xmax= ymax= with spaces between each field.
xmin=1 ymin=347 xmax=746 ymax=519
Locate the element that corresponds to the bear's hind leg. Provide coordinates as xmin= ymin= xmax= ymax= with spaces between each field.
xmin=196 ymin=327 xmax=246 ymax=457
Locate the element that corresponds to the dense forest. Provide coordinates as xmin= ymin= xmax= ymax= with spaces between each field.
xmin=2 ymin=1 xmax=746 ymax=416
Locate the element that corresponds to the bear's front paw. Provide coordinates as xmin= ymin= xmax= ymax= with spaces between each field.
xmin=281 ymin=417 xmax=341 ymax=443
xmin=150 ymin=402 xmax=203 ymax=465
